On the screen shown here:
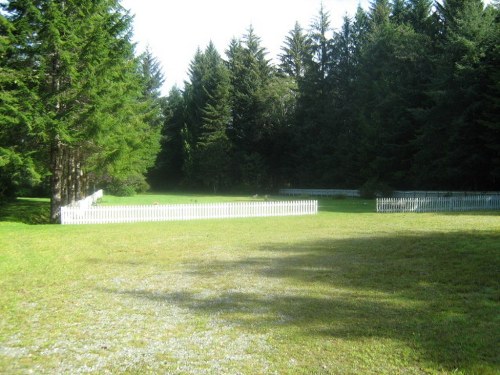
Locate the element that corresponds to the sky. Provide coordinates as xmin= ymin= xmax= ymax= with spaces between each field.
xmin=121 ymin=0 xmax=371 ymax=94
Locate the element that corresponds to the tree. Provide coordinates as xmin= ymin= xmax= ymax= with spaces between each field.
xmin=195 ymin=42 xmax=232 ymax=192
xmin=391 ymin=0 xmax=410 ymax=25
xmin=356 ymin=10 xmax=432 ymax=189
xmin=226 ymin=27 xmax=274 ymax=189
xmin=408 ymin=0 xmax=435 ymax=34
xmin=4 ymin=0 xmax=160 ymax=221
xmin=149 ymin=86 xmax=186 ymax=189
xmin=415 ymin=0 xmax=499 ymax=189
xmin=292 ymin=5 xmax=335 ymax=186
xmin=279 ymin=21 xmax=310 ymax=79
xmin=369 ymin=0 xmax=392 ymax=27
xmin=0 ymin=13 xmax=42 ymax=201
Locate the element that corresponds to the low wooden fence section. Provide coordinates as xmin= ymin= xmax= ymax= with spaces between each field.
xmin=73 ymin=189 xmax=103 ymax=209
xmin=61 ymin=200 xmax=318 ymax=225
xmin=377 ymin=196 xmax=500 ymax=213
xmin=279 ymin=189 xmax=360 ymax=197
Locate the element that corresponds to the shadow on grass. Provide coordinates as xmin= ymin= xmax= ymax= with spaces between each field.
xmin=0 ymin=198 xmax=50 ymax=224
xmin=101 ymin=231 xmax=499 ymax=372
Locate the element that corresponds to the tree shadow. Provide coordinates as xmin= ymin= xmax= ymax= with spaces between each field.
xmin=0 ymin=198 xmax=50 ymax=224
xmin=100 ymin=231 xmax=499 ymax=372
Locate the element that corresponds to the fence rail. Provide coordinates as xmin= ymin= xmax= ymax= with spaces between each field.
xmin=61 ymin=200 xmax=318 ymax=225
xmin=392 ymin=191 xmax=500 ymax=198
xmin=377 ymin=196 xmax=500 ymax=213
xmin=279 ymin=189 xmax=360 ymax=197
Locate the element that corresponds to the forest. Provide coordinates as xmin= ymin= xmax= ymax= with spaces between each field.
xmin=1 ymin=0 xmax=499 ymax=222
xmin=153 ymin=0 xmax=499 ymax=195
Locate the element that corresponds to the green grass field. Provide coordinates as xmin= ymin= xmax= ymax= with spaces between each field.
xmin=0 ymin=194 xmax=499 ymax=374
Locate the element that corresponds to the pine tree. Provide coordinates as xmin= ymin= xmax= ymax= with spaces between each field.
xmin=226 ymin=27 xmax=274 ymax=189
xmin=391 ymin=0 xmax=410 ymax=25
xmin=4 ymin=0 xmax=160 ymax=221
xmin=293 ymin=5 xmax=335 ymax=186
xmin=408 ymin=0 xmax=435 ymax=34
xmin=150 ymin=86 xmax=186 ymax=189
xmin=0 ymin=12 xmax=42 ymax=201
xmin=370 ymin=0 xmax=392 ymax=27
xmin=357 ymin=7 xmax=432 ymax=189
xmin=416 ymin=0 xmax=498 ymax=189
xmin=279 ymin=21 xmax=310 ymax=79
xmin=196 ymin=42 xmax=232 ymax=192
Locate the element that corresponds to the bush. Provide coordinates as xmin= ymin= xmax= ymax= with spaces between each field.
xmin=104 ymin=175 xmax=150 ymax=197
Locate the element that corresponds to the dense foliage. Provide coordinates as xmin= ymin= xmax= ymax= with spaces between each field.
xmin=154 ymin=0 xmax=499 ymax=193
xmin=2 ymin=0 xmax=499 ymax=214
xmin=0 ymin=0 xmax=162 ymax=221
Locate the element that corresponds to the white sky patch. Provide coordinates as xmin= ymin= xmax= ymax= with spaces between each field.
xmin=121 ymin=0 xmax=371 ymax=93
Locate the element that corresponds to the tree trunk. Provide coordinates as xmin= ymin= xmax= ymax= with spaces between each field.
xmin=75 ymin=148 xmax=83 ymax=200
xmin=68 ymin=148 xmax=76 ymax=203
xmin=62 ymin=146 xmax=69 ymax=206
xmin=50 ymin=138 xmax=63 ymax=223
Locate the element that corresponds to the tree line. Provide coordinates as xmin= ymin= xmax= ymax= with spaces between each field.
xmin=1 ymin=0 xmax=499 ymax=222
xmin=151 ymin=0 xmax=499 ymax=195
xmin=1 ymin=0 xmax=163 ymax=222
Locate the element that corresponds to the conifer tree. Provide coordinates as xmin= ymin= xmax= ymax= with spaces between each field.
xmin=369 ymin=0 xmax=392 ymax=27
xmin=3 ymin=0 xmax=160 ymax=221
xmin=279 ymin=22 xmax=310 ymax=79
xmin=196 ymin=42 xmax=232 ymax=192
xmin=415 ymin=0 xmax=498 ymax=189
xmin=357 ymin=1 xmax=432 ymax=189
xmin=226 ymin=27 xmax=274 ymax=188
xmin=0 ymin=13 xmax=42 ymax=200
xmin=150 ymin=86 xmax=186 ymax=189
xmin=293 ymin=6 xmax=335 ymax=185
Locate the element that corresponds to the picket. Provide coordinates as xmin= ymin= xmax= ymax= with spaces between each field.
xmin=377 ymin=196 xmax=500 ymax=213
xmin=61 ymin=200 xmax=318 ymax=225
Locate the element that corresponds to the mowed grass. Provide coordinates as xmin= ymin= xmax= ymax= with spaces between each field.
xmin=0 ymin=194 xmax=499 ymax=374
xmin=99 ymin=192 xmax=282 ymax=205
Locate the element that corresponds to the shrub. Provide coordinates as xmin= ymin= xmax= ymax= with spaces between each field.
xmin=104 ymin=175 xmax=150 ymax=197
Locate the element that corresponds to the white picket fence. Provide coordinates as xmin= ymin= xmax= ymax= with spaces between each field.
xmin=279 ymin=188 xmax=360 ymax=197
xmin=61 ymin=200 xmax=318 ymax=225
xmin=69 ymin=189 xmax=103 ymax=209
xmin=377 ymin=196 xmax=500 ymax=213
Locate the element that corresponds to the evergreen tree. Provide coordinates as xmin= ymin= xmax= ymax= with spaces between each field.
xmin=481 ymin=3 xmax=500 ymax=183
xmin=195 ymin=42 xmax=232 ymax=192
xmin=357 ymin=8 xmax=432 ymax=189
xmin=293 ymin=5 xmax=335 ymax=186
xmin=324 ymin=15 xmax=364 ymax=186
xmin=0 ymin=13 xmax=42 ymax=201
xmin=4 ymin=0 xmax=160 ymax=221
xmin=279 ymin=21 xmax=310 ymax=79
xmin=391 ymin=0 xmax=410 ymax=25
xmin=150 ymin=86 xmax=186 ymax=189
xmin=180 ymin=42 xmax=234 ymax=188
xmin=408 ymin=0 xmax=435 ymax=34
xmin=416 ymin=0 xmax=498 ymax=189
xmin=226 ymin=27 xmax=274 ymax=189
xmin=369 ymin=0 xmax=392 ymax=27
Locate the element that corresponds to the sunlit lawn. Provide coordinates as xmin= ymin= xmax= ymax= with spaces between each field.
xmin=0 ymin=194 xmax=499 ymax=374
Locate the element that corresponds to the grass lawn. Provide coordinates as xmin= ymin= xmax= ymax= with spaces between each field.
xmin=98 ymin=192 xmax=272 ymax=206
xmin=0 ymin=194 xmax=499 ymax=374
